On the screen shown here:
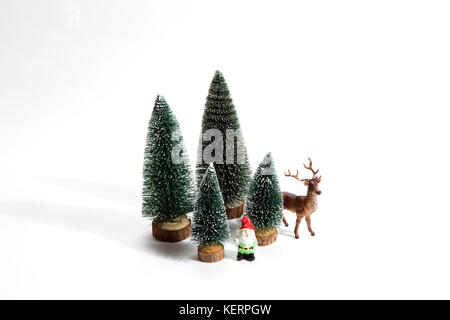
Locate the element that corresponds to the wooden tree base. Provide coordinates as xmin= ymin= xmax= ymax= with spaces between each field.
xmin=255 ymin=228 xmax=277 ymax=246
xmin=152 ymin=216 xmax=191 ymax=242
xmin=226 ymin=202 xmax=244 ymax=219
xmin=198 ymin=243 xmax=224 ymax=263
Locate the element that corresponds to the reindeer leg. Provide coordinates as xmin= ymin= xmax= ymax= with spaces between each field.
xmin=294 ymin=216 xmax=303 ymax=239
xmin=306 ymin=216 xmax=315 ymax=236
xmin=282 ymin=213 xmax=289 ymax=227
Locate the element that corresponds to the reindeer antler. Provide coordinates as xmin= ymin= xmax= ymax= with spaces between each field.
xmin=285 ymin=158 xmax=321 ymax=183
xmin=303 ymin=157 xmax=319 ymax=177
xmin=284 ymin=169 xmax=301 ymax=181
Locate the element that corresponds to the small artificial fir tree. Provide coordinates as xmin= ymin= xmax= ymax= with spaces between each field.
xmin=196 ymin=71 xmax=252 ymax=219
xmin=191 ymin=163 xmax=230 ymax=262
xmin=245 ymin=153 xmax=283 ymax=245
xmin=142 ymin=95 xmax=195 ymax=241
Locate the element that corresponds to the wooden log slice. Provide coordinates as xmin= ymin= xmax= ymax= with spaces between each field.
xmin=198 ymin=243 xmax=224 ymax=263
xmin=226 ymin=202 xmax=244 ymax=219
xmin=255 ymin=227 xmax=277 ymax=246
xmin=152 ymin=215 xmax=191 ymax=242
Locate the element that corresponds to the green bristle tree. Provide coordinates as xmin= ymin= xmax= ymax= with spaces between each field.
xmin=245 ymin=153 xmax=283 ymax=231
xmin=196 ymin=71 xmax=251 ymax=214
xmin=191 ymin=163 xmax=230 ymax=247
xmin=142 ymin=95 xmax=195 ymax=223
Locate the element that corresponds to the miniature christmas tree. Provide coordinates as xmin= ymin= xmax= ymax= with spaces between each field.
xmin=245 ymin=153 xmax=283 ymax=246
xmin=142 ymin=95 xmax=195 ymax=242
xmin=192 ymin=163 xmax=230 ymax=262
xmin=196 ymin=71 xmax=252 ymax=219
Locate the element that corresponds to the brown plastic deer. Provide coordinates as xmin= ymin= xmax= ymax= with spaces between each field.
xmin=282 ymin=158 xmax=322 ymax=239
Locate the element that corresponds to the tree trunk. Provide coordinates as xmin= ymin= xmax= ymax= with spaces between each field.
xmin=152 ymin=216 xmax=191 ymax=242
xmin=226 ymin=202 xmax=244 ymax=219
xmin=255 ymin=228 xmax=277 ymax=246
xmin=198 ymin=243 xmax=224 ymax=263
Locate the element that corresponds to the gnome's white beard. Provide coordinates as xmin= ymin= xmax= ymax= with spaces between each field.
xmin=239 ymin=229 xmax=255 ymax=246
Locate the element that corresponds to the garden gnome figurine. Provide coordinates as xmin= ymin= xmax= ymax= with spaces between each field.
xmin=234 ymin=216 xmax=258 ymax=261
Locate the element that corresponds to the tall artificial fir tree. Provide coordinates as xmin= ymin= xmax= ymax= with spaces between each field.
xmin=192 ymin=163 xmax=230 ymax=262
xmin=245 ymin=152 xmax=283 ymax=246
xmin=142 ymin=95 xmax=195 ymax=242
xmin=196 ymin=70 xmax=252 ymax=219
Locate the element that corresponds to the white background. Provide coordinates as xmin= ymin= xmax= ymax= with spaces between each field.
xmin=1 ymin=0 xmax=450 ymax=299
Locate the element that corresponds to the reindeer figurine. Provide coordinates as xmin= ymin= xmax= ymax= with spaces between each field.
xmin=281 ymin=158 xmax=322 ymax=239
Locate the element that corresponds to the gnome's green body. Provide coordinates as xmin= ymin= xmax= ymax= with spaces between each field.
xmin=235 ymin=216 xmax=257 ymax=261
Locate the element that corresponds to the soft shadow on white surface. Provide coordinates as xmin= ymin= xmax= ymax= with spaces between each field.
xmin=143 ymin=233 xmax=197 ymax=262
xmin=0 ymin=200 xmax=212 ymax=262
xmin=0 ymin=201 xmax=145 ymax=250
xmin=38 ymin=177 xmax=138 ymax=207
xmin=223 ymin=249 xmax=237 ymax=261
xmin=278 ymin=224 xmax=305 ymax=239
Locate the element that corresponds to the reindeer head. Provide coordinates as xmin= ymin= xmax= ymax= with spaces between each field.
xmin=284 ymin=157 xmax=322 ymax=195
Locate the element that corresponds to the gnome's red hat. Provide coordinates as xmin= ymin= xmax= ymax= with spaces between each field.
xmin=240 ymin=216 xmax=254 ymax=230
